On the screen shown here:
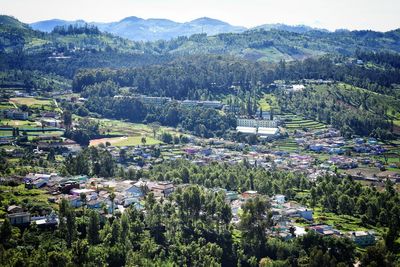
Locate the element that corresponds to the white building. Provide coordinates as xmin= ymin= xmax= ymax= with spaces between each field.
xmin=237 ymin=118 xmax=278 ymax=128
xmin=236 ymin=127 xmax=257 ymax=135
xmin=138 ymin=96 xmax=172 ymax=106
xmin=5 ymin=110 xmax=28 ymax=120
xmin=258 ymin=127 xmax=279 ymax=137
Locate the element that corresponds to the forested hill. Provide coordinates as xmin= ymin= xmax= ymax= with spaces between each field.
xmin=1 ymin=15 xmax=400 ymax=77
xmin=163 ymin=29 xmax=400 ymax=61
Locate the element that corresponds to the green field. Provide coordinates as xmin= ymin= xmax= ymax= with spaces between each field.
xmin=89 ymin=118 xmax=181 ymax=147
xmin=272 ymin=138 xmax=300 ymax=151
xmin=9 ymin=97 xmax=60 ymax=112
xmin=113 ymin=136 xmax=161 ymax=146
xmin=96 ymin=118 xmax=179 ymax=136
xmin=0 ymin=119 xmax=40 ymax=128
xmin=0 ymin=102 xmax=15 ymax=109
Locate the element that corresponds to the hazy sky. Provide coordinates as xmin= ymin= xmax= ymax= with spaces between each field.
xmin=1 ymin=0 xmax=399 ymax=31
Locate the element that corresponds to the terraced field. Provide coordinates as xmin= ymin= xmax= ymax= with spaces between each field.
xmin=281 ymin=114 xmax=327 ymax=131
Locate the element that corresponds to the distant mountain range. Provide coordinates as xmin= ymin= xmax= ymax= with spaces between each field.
xmin=29 ymin=16 xmax=327 ymax=41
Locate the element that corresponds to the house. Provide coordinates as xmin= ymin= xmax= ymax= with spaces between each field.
xmin=33 ymin=178 xmax=48 ymax=188
xmin=151 ymin=181 xmax=174 ymax=198
xmin=226 ymin=191 xmax=239 ymax=202
xmin=4 ymin=110 xmax=28 ymax=120
xmin=41 ymin=118 xmax=60 ymax=127
xmin=309 ymin=144 xmax=324 ymax=152
xmin=124 ymin=185 xmax=145 ymax=198
xmin=7 ymin=212 xmax=31 ymax=225
xmin=87 ymin=199 xmax=103 ymax=209
xmin=273 ymin=195 xmax=286 ymax=204
xmin=70 ymin=188 xmax=95 ymax=196
xmin=32 ymin=212 xmax=59 ymax=228
xmin=296 ymin=208 xmax=313 ymax=221
xmin=348 ymin=231 xmax=375 ymax=246
xmin=376 ymin=171 xmax=400 ymax=181
xmin=41 ymin=112 xmax=57 ymax=118
xmin=123 ymin=197 xmax=140 ymax=207
xmin=24 ymin=173 xmax=53 ymax=189
xmin=241 ymin=190 xmax=259 ymax=199
xmin=64 ymin=195 xmax=82 ymax=208
xmin=7 ymin=205 xmax=23 ymax=214
xmin=308 ymin=225 xmax=341 ymax=236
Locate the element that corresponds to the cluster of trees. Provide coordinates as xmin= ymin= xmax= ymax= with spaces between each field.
xmin=52 ymin=24 xmax=101 ymax=35
xmin=356 ymin=50 xmax=400 ymax=69
xmin=1 ymin=158 xmax=399 ymax=266
xmin=146 ymin=159 xmax=310 ymax=196
xmin=79 ymin=85 xmax=236 ymax=138
xmin=0 ymin=184 xmax=363 ymax=266
xmin=0 ymin=70 xmax=70 ymax=92
xmin=275 ymin=57 xmax=400 ymax=96
xmin=310 ymin=175 xmax=400 ymax=252
xmin=64 ymin=117 xmax=100 ymax=146
xmin=64 ymin=146 xmax=114 ymax=177
xmin=72 ymin=56 xmax=274 ymax=98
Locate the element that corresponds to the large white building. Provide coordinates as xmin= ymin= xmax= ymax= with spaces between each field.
xmin=138 ymin=96 xmax=172 ymax=106
xmin=236 ymin=118 xmax=279 ymax=137
xmin=237 ymin=118 xmax=278 ymax=128
xmin=181 ymin=100 xmax=223 ymax=109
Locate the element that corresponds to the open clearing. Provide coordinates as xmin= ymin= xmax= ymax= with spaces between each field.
xmin=10 ymin=97 xmax=53 ymax=107
xmin=9 ymin=97 xmax=60 ymax=112
xmin=0 ymin=119 xmax=40 ymax=127
xmin=90 ymin=135 xmax=161 ymax=147
xmin=258 ymin=93 xmax=279 ymax=111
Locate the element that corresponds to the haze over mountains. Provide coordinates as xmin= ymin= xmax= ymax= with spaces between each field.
xmin=29 ymin=16 xmax=326 ymax=41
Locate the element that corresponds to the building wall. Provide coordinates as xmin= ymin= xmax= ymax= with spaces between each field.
xmin=237 ymin=118 xmax=277 ymax=128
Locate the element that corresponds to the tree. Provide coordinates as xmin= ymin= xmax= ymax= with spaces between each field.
xmin=0 ymin=218 xmax=12 ymax=245
xmin=65 ymin=208 xmax=77 ymax=248
xmin=161 ymin=132 xmax=173 ymax=144
xmin=337 ymin=194 xmax=354 ymax=215
xmin=109 ymin=192 xmax=116 ymax=215
xmin=47 ymin=148 xmax=56 ymax=161
xmin=80 ymin=192 xmax=87 ymax=218
xmin=87 ymin=210 xmax=100 ymax=245
xmin=181 ymin=167 xmax=190 ymax=184
xmin=360 ymin=242 xmax=393 ymax=267
xmin=149 ymin=122 xmax=161 ymax=138
xmin=72 ymin=239 xmax=89 ymax=266
xmin=48 ymin=251 xmax=70 ymax=267
xmin=119 ymin=148 xmax=127 ymax=162
xmin=141 ymin=136 xmax=147 ymax=146
xmin=63 ymin=110 xmax=72 ymax=130
xmin=239 ymin=197 xmax=269 ymax=259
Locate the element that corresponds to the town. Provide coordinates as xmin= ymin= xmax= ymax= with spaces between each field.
xmin=1 ymin=8 xmax=400 ymax=266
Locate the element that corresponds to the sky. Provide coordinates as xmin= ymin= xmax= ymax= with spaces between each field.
xmin=1 ymin=0 xmax=399 ymax=31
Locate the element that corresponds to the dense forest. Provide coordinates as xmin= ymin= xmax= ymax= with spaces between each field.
xmin=72 ymin=55 xmax=400 ymax=98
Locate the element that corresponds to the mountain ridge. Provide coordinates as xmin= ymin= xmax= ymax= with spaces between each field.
xmin=28 ymin=16 xmax=340 ymax=41
xmin=30 ymin=16 xmax=246 ymax=41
